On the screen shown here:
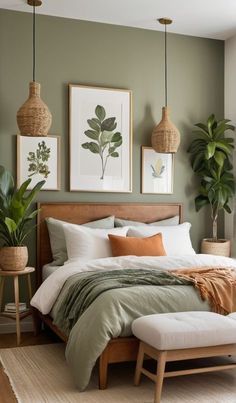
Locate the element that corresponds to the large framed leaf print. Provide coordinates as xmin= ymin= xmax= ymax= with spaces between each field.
xmin=69 ymin=84 xmax=132 ymax=192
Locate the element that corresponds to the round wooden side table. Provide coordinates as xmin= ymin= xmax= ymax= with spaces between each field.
xmin=0 ymin=267 xmax=35 ymax=345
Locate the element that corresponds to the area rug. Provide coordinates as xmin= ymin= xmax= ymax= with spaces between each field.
xmin=0 ymin=344 xmax=236 ymax=403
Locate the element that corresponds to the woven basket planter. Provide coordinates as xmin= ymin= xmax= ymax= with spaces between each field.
xmin=0 ymin=246 xmax=28 ymax=271
xmin=17 ymin=81 xmax=52 ymax=137
xmin=201 ymin=238 xmax=231 ymax=257
xmin=152 ymin=106 xmax=180 ymax=153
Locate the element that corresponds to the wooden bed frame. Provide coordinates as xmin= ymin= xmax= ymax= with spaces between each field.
xmin=35 ymin=202 xmax=183 ymax=389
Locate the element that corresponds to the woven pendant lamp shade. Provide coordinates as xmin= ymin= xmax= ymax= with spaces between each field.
xmin=17 ymin=81 xmax=52 ymax=136
xmin=152 ymin=107 xmax=180 ymax=153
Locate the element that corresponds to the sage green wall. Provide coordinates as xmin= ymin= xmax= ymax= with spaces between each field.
xmin=0 ymin=9 xmax=224 ymax=267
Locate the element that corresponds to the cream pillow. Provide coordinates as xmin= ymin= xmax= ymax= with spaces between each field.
xmin=63 ymin=224 xmax=128 ymax=262
xmin=115 ymin=215 xmax=179 ymax=227
xmin=128 ymin=222 xmax=195 ymax=256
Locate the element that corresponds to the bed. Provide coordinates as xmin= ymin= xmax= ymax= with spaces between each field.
xmin=32 ymin=202 xmax=236 ymax=391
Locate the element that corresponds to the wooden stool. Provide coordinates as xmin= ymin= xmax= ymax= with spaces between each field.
xmin=132 ymin=312 xmax=236 ymax=403
xmin=0 ymin=267 xmax=36 ymax=345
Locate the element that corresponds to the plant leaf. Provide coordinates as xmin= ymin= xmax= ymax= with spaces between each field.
xmin=84 ymin=130 xmax=99 ymax=141
xmin=4 ymin=217 xmax=17 ymax=234
xmin=100 ymin=131 xmax=114 ymax=146
xmin=214 ymin=151 xmax=226 ymax=168
xmin=87 ymin=119 xmax=101 ymax=132
xmin=101 ymin=118 xmax=117 ymax=132
xmin=206 ymin=142 xmax=216 ymax=159
xmin=110 ymin=152 xmax=119 ymax=157
xmin=111 ymin=132 xmax=122 ymax=143
xmin=85 ymin=142 xmax=100 ymax=154
xmin=95 ymin=105 xmax=106 ymax=121
xmin=195 ymin=196 xmax=209 ymax=211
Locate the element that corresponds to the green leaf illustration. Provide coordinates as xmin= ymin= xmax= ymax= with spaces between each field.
xmin=27 ymin=141 xmax=51 ymax=179
xmin=81 ymin=105 xmax=122 ymax=179
xmin=82 ymin=142 xmax=100 ymax=153
xmin=84 ymin=130 xmax=99 ymax=140
xmin=87 ymin=119 xmax=101 ymax=132
xmin=95 ymin=105 xmax=106 ymax=121
xmin=111 ymin=132 xmax=122 ymax=142
xmin=101 ymin=117 xmax=117 ymax=132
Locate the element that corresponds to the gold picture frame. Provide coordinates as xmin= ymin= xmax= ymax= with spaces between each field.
xmin=141 ymin=146 xmax=174 ymax=194
xmin=69 ymin=84 xmax=132 ymax=193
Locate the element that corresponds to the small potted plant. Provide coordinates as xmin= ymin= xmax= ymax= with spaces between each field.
xmin=0 ymin=166 xmax=45 ymax=271
xmin=188 ymin=114 xmax=235 ymax=256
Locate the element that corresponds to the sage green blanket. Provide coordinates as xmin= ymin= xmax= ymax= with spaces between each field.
xmin=52 ymin=268 xmax=210 ymax=391
xmin=53 ymin=268 xmax=192 ymax=335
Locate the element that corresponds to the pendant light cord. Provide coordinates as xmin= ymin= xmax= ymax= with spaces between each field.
xmin=165 ymin=23 xmax=167 ymax=107
xmin=33 ymin=3 xmax=36 ymax=82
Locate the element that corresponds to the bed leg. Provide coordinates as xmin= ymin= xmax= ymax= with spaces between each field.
xmin=32 ymin=308 xmax=42 ymax=336
xmin=99 ymin=348 xmax=109 ymax=389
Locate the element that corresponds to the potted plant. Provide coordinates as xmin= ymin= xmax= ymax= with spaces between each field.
xmin=0 ymin=166 xmax=45 ymax=271
xmin=188 ymin=114 xmax=235 ymax=256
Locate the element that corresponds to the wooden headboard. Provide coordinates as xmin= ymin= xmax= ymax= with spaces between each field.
xmin=37 ymin=202 xmax=183 ymax=285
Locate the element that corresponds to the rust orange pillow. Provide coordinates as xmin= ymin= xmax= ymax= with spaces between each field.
xmin=108 ymin=233 xmax=166 ymax=257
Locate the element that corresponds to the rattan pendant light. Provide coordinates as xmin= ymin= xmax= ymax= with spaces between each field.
xmin=152 ymin=18 xmax=180 ymax=153
xmin=17 ymin=0 xmax=52 ymax=136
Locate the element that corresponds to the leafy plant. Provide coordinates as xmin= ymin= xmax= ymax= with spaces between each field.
xmin=188 ymin=114 xmax=235 ymax=241
xmin=27 ymin=141 xmax=51 ymax=178
xmin=81 ymin=105 xmax=122 ymax=179
xmin=0 ymin=166 xmax=45 ymax=246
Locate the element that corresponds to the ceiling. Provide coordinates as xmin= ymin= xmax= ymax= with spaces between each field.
xmin=1 ymin=0 xmax=236 ymax=40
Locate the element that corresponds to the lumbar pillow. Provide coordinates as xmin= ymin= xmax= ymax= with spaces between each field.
xmin=108 ymin=233 xmax=166 ymax=257
xmin=128 ymin=222 xmax=195 ymax=256
xmin=46 ymin=216 xmax=115 ymax=266
xmin=114 ymin=215 xmax=179 ymax=227
xmin=63 ymin=224 xmax=128 ymax=262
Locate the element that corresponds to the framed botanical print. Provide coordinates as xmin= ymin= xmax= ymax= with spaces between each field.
xmin=69 ymin=84 xmax=132 ymax=192
xmin=141 ymin=146 xmax=173 ymax=194
xmin=17 ymin=135 xmax=60 ymax=190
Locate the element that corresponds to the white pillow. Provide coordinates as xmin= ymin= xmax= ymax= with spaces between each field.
xmin=63 ymin=224 xmax=128 ymax=262
xmin=128 ymin=223 xmax=195 ymax=256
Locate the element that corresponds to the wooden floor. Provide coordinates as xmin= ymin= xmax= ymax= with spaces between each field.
xmin=0 ymin=329 xmax=61 ymax=403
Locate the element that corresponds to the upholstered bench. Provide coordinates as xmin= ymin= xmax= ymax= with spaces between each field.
xmin=132 ymin=312 xmax=236 ymax=403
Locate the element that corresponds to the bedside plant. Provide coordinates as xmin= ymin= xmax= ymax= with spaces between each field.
xmin=0 ymin=166 xmax=45 ymax=271
xmin=188 ymin=114 xmax=235 ymax=256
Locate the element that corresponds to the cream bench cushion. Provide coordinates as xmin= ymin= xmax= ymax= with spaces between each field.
xmin=132 ymin=311 xmax=236 ymax=350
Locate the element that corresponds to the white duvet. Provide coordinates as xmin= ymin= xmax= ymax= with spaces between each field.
xmin=31 ymin=254 xmax=236 ymax=315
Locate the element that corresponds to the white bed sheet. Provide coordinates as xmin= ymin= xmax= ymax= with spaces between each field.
xmin=42 ymin=264 xmax=61 ymax=281
xmin=32 ymin=254 xmax=236 ymax=315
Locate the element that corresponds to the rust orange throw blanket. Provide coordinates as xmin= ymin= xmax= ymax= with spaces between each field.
xmin=173 ymin=267 xmax=236 ymax=315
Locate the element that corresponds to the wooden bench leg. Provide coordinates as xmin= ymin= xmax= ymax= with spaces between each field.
xmin=154 ymin=351 xmax=167 ymax=403
xmin=134 ymin=341 xmax=145 ymax=386
xmin=99 ymin=348 xmax=109 ymax=389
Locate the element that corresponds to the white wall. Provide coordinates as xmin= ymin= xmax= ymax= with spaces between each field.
xmin=225 ymin=35 xmax=236 ymax=256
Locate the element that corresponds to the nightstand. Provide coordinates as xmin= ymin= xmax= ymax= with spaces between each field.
xmin=0 ymin=267 xmax=36 ymax=345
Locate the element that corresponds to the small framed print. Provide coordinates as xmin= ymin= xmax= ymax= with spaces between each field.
xmin=141 ymin=146 xmax=173 ymax=194
xmin=17 ymin=135 xmax=60 ymax=190
xmin=69 ymin=84 xmax=132 ymax=192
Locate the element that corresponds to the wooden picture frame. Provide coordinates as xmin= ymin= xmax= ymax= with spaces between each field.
xmin=69 ymin=84 xmax=132 ymax=193
xmin=141 ymin=146 xmax=174 ymax=194
xmin=17 ymin=135 xmax=61 ymax=191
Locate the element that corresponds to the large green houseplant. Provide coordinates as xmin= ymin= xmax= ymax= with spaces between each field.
xmin=0 ymin=166 xmax=45 ymax=271
xmin=188 ymin=114 xmax=235 ymax=256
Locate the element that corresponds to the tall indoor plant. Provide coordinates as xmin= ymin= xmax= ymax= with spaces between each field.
xmin=188 ymin=114 xmax=235 ymax=256
xmin=0 ymin=166 xmax=45 ymax=270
